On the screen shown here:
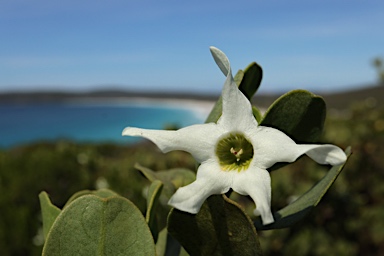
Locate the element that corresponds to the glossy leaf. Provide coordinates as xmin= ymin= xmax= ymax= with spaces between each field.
xmin=42 ymin=194 xmax=155 ymax=255
xmin=168 ymin=195 xmax=263 ymax=256
xmin=254 ymin=147 xmax=352 ymax=230
xmin=261 ymin=89 xmax=326 ymax=143
xmin=146 ymin=180 xmax=163 ymax=242
xmin=238 ymin=62 xmax=263 ymax=100
xmin=38 ymin=191 xmax=61 ymax=240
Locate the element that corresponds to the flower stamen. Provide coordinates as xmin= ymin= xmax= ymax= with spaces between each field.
xmin=216 ymin=133 xmax=254 ymax=172
xmin=230 ymin=147 xmax=243 ymax=161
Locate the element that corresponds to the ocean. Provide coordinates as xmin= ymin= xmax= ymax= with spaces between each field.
xmin=0 ymin=100 xmax=207 ymax=148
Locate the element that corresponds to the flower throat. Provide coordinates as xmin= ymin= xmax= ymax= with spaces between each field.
xmin=216 ymin=133 xmax=254 ymax=172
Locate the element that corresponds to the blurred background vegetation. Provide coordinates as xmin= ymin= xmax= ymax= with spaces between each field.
xmin=259 ymin=97 xmax=384 ymax=255
xmin=372 ymin=57 xmax=384 ymax=83
xmin=1 ymin=93 xmax=384 ymax=255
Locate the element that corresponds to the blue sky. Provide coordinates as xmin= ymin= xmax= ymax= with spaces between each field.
xmin=1 ymin=0 xmax=383 ymax=94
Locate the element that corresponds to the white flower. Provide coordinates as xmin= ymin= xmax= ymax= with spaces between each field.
xmin=122 ymin=47 xmax=347 ymax=225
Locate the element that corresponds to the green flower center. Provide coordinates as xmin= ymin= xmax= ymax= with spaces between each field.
xmin=215 ymin=133 xmax=254 ymax=172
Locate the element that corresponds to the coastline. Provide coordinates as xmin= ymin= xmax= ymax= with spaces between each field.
xmin=0 ymin=90 xmax=219 ymax=122
xmin=125 ymin=97 xmax=216 ymax=121
xmin=2 ymin=83 xmax=384 ymax=111
xmin=0 ymin=97 xmax=215 ymax=148
xmin=63 ymin=96 xmax=217 ymax=122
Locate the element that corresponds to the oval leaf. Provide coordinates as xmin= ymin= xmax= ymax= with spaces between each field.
xmin=168 ymin=195 xmax=263 ymax=256
xmin=238 ymin=62 xmax=263 ymax=100
xmin=63 ymin=188 xmax=118 ymax=209
xmin=42 ymin=195 xmax=155 ymax=255
xmin=261 ymin=89 xmax=326 ymax=143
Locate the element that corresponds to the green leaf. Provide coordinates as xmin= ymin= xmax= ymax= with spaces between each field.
xmin=234 ymin=69 xmax=244 ymax=86
xmin=38 ymin=191 xmax=61 ymax=240
xmin=252 ymin=106 xmax=263 ymax=123
xmin=136 ymin=164 xmax=196 ymax=239
xmin=205 ymin=96 xmax=223 ymax=123
xmin=155 ymin=228 xmax=168 ymax=256
xmin=255 ymin=147 xmax=352 ymax=230
xmin=205 ymin=63 xmax=263 ymax=123
xmin=155 ymin=228 xmax=186 ymax=256
xmin=146 ymin=180 xmax=163 ymax=242
xmin=135 ymin=164 xmax=195 ymax=199
xmin=42 ymin=194 xmax=156 ymax=255
xmin=261 ymin=89 xmax=326 ymax=143
xmin=238 ymin=62 xmax=263 ymax=100
xmin=168 ymin=195 xmax=263 ymax=256
xmin=63 ymin=188 xmax=118 ymax=209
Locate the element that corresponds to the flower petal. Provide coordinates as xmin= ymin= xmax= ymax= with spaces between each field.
xmin=168 ymin=159 xmax=232 ymax=213
xmin=297 ymin=144 xmax=347 ymax=165
xmin=210 ymin=47 xmax=258 ymax=131
xmin=210 ymin=46 xmax=230 ymax=76
xmin=122 ymin=123 xmax=223 ymax=163
xmin=232 ymin=166 xmax=274 ymax=225
xmin=249 ymin=126 xmax=347 ymax=169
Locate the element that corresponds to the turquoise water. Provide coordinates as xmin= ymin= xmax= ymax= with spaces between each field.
xmin=0 ymin=101 xmax=204 ymax=148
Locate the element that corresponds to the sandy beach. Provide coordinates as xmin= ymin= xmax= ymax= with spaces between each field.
xmin=127 ymin=97 xmax=217 ymax=121
xmin=64 ymin=96 xmax=217 ymax=122
xmin=64 ymin=95 xmax=272 ymax=122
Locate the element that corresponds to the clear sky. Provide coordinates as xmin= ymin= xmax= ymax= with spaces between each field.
xmin=1 ymin=0 xmax=383 ymax=94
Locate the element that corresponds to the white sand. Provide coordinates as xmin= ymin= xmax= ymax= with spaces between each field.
xmin=66 ymin=96 xmax=267 ymax=122
xmin=66 ymin=96 xmax=216 ymax=122
xmin=125 ymin=97 xmax=216 ymax=122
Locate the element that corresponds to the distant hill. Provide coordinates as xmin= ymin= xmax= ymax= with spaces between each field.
xmin=0 ymin=90 xmax=217 ymax=104
xmin=253 ymin=84 xmax=384 ymax=109
xmin=321 ymin=84 xmax=384 ymax=109
xmin=1 ymin=84 xmax=383 ymax=110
